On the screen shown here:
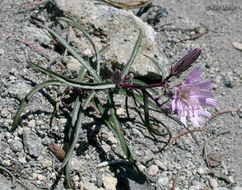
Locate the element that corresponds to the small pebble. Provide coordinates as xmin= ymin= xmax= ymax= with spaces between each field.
xmin=18 ymin=156 xmax=27 ymax=164
xmin=101 ymin=144 xmax=111 ymax=152
xmin=28 ymin=120 xmax=36 ymax=128
xmin=71 ymin=158 xmax=83 ymax=171
xmin=59 ymin=118 xmax=67 ymax=124
xmin=8 ymin=139 xmax=23 ymax=152
xmin=0 ymin=48 xmax=4 ymax=55
xmin=138 ymin=164 xmax=146 ymax=173
xmin=157 ymin=177 xmax=169 ymax=186
xmin=214 ymin=188 xmax=228 ymax=190
xmin=209 ymin=178 xmax=218 ymax=188
xmin=232 ymin=42 xmax=242 ymax=51
xmin=154 ymin=160 xmax=167 ymax=171
xmin=72 ymin=175 xmax=80 ymax=182
xmin=197 ymin=167 xmax=208 ymax=175
xmin=228 ymin=176 xmax=235 ymax=184
xmin=1 ymin=108 xmax=9 ymax=118
xmin=23 ymin=128 xmax=43 ymax=157
xmin=148 ymin=165 xmax=159 ymax=176
xmin=40 ymin=160 xmax=52 ymax=168
xmin=102 ymin=175 xmax=117 ymax=190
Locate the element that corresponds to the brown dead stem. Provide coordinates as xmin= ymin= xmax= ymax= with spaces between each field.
xmin=101 ymin=0 xmax=152 ymax=9
xmin=171 ymin=173 xmax=179 ymax=190
xmin=168 ymin=128 xmax=205 ymax=150
xmin=21 ymin=0 xmax=47 ymax=9
xmin=210 ymin=110 xmax=242 ymax=120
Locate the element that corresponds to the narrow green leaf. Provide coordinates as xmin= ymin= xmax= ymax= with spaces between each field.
xmin=38 ymin=23 xmax=101 ymax=82
xmin=121 ymin=29 xmax=143 ymax=79
xmin=143 ymin=54 xmax=167 ymax=78
xmin=143 ymin=90 xmax=166 ymax=136
xmin=65 ymin=158 xmax=74 ymax=189
xmin=11 ymin=80 xmax=66 ymax=132
xmin=108 ymin=92 xmax=139 ymax=172
xmin=58 ymin=17 xmax=101 ymax=75
xmin=29 ymin=62 xmax=116 ymax=90
xmin=60 ymin=91 xmax=96 ymax=169
xmin=91 ymin=46 xmax=109 ymax=63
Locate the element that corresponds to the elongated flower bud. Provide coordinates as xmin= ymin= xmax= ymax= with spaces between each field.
xmin=171 ymin=48 xmax=202 ymax=77
xmin=113 ymin=69 xmax=122 ymax=88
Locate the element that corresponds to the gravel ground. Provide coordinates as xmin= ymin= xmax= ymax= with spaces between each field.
xmin=0 ymin=0 xmax=241 ymax=190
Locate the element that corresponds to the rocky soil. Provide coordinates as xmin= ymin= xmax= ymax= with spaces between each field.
xmin=0 ymin=0 xmax=241 ymax=190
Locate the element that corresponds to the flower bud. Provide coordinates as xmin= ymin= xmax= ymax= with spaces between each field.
xmin=113 ymin=69 xmax=122 ymax=88
xmin=171 ymin=48 xmax=202 ymax=76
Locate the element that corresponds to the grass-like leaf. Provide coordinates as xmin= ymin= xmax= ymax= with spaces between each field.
xmin=65 ymin=157 xmax=73 ymax=189
xmin=142 ymin=90 xmax=166 ymax=136
xmin=58 ymin=17 xmax=101 ymax=74
xmin=121 ymin=29 xmax=143 ymax=79
xmin=29 ymin=62 xmax=115 ymax=90
xmin=36 ymin=23 xmax=101 ymax=82
xmin=143 ymin=54 xmax=168 ymax=78
xmin=108 ymin=92 xmax=139 ymax=172
xmin=60 ymin=91 xmax=96 ymax=169
xmin=11 ymin=80 xmax=66 ymax=132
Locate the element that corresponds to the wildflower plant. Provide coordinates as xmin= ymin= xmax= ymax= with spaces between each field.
xmin=11 ymin=17 xmax=217 ymax=189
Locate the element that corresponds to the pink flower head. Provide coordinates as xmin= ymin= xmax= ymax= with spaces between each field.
xmin=172 ymin=67 xmax=218 ymax=127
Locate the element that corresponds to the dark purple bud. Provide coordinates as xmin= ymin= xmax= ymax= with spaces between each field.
xmin=171 ymin=48 xmax=202 ymax=76
xmin=113 ymin=69 xmax=122 ymax=88
xmin=160 ymin=103 xmax=172 ymax=114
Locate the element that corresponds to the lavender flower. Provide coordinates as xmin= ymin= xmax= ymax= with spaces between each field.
xmin=172 ymin=67 xmax=217 ymax=127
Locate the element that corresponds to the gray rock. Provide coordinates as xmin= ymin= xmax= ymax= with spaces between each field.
xmin=22 ymin=128 xmax=43 ymax=157
xmin=8 ymin=139 xmax=23 ymax=152
xmin=22 ymin=26 xmax=52 ymax=46
xmin=8 ymin=81 xmax=32 ymax=100
xmin=54 ymin=0 xmax=168 ymax=79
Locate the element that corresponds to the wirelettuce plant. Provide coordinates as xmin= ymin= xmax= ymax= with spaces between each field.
xmin=11 ymin=17 xmax=217 ymax=189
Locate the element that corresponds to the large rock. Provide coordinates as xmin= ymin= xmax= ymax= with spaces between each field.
xmin=54 ymin=0 xmax=168 ymax=80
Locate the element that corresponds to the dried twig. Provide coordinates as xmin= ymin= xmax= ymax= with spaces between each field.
xmin=0 ymin=166 xmax=15 ymax=184
xmin=0 ymin=166 xmax=31 ymax=190
xmin=100 ymin=0 xmax=152 ymax=9
xmin=179 ymin=27 xmax=208 ymax=42
xmin=6 ymin=34 xmax=52 ymax=60
xmin=154 ymin=26 xmax=199 ymax=32
xmin=21 ymin=0 xmax=47 ymax=9
xmin=168 ymin=128 xmax=205 ymax=150
xmin=171 ymin=173 xmax=179 ymax=190
xmin=154 ymin=26 xmax=208 ymax=42
xmin=210 ymin=110 xmax=242 ymax=120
